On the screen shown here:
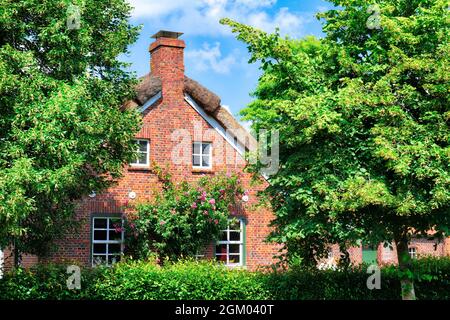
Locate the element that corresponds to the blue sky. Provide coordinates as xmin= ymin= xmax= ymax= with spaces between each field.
xmin=123 ymin=0 xmax=333 ymax=121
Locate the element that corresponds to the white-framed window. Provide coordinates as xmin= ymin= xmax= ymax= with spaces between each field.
xmin=130 ymin=139 xmax=150 ymax=167
xmin=408 ymin=247 xmax=417 ymax=259
xmin=192 ymin=142 xmax=212 ymax=169
xmin=215 ymin=218 xmax=244 ymax=266
xmin=92 ymin=216 xmax=124 ymax=266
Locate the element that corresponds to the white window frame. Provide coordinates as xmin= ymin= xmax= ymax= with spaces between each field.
xmin=215 ymin=219 xmax=244 ymax=267
xmin=408 ymin=247 xmax=417 ymax=259
xmin=130 ymin=139 xmax=150 ymax=167
xmin=192 ymin=141 xmax=212 ymax=169
xmin=92 ymin=216 xmax=125 ymax=267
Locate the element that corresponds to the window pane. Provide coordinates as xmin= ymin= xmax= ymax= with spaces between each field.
xmin=193 ymin=143 xmax=201 ymax=154
xmin=138 ymin=152 xmax=147 ymax=164
xmin=202 ymin=143 xmax=211 ymax=154
xmin=94 ymin=230 xmax=107 ymax=241
xmin=109 ymin=230 xmax=122 ymax=241
xmin=219 ymin=231 xmax=228 ymax=242
xmin=130 ymin=153 xmax=139 ymax=164
xmin=93 ymin=255 xmax=106 ymax=266
xmin=229 ymin=220 xmax=240 ymax=231
xmin=229 ymin=255 xmax=240 ymax=264
xmin=193 ymin=155 xmax=201 ymax=166
xmin=108 ymin=243 xmax=122 ymax=254
xmin=109 ymin=218 xmax=122 ymax=229
xmin=215 ymin=255 xmax=227 ymax=263
xmin=108 ymin=255 xmax=121 ymax=265
xmin=216 ymin=244 xmax=227 ymax=255
xmin=229 ymin=244 xmax=240 ymax=254
xmin=138 ymin=140 xmax=148 ymax=152
xmin=202 ymin=156 xmax=210 ymax=167
xmin=94 ymin=218 xmax=107 ymax=229
xmin=229 ymin=231 xmax=240 ymax=242
xmin=93 ymin=244 xmax=106 ymax=254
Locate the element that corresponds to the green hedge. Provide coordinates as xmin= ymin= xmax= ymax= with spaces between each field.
xmin=1 ymin=257 xmax=449 ymax=300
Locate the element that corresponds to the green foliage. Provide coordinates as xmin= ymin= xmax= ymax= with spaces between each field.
xmin=0 ymin=0 xmax=141 ymax=256
xmin=93 ymin=259 xmax=270 ymax=300
xmin=124 ymin=168 xmax=245 ymax=261
xmin=220 ymin=0 xmax=450 ymax=270
xmin=0 ymin=263 xmax=99 ymax=300
xmin=1 ymin=257 xmax=449 ymax=300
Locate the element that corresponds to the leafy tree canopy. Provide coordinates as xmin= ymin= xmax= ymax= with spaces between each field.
xmin=0 ymin=0 xmax=141 ymax=256
xmin=221 ymin=0 xmax=449 ymax=278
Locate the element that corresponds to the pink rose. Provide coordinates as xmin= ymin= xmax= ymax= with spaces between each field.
xmin=191 ymin=202 xmax=197 ymax=209
xmin=160 ymin=220 xmax=166 ymax=226
xmin=209 ymin=198 xmax=216 ymax=205
xmin=203 ymin=210 xmax=209 ymax=216
xmin=214 ymin=219 xmax=219 ymax=225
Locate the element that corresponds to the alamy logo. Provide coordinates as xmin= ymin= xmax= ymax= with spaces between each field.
xmin=67 ymin=4 xmax=81 ymax=30
xmin=366 ymin=4 xmax=381 ymax=30
xmin=366 ymin=264 xmax=381 ymax=290
xmin=66 ymin=265 xmax=81 ymax=290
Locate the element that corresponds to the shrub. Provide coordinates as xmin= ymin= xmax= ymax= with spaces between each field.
xmin=93 ymin=259 xmax=270 ymax=300
xmin=0 ymin=257 xmax=449 ymax=300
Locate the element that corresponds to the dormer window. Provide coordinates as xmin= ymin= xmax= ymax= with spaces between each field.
xmin=130 ymin=139 xmax=149 ymax=167
xmin=192 ymin=142 xmax=212 ymax=169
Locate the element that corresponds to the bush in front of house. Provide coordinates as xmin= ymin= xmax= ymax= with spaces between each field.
xmin=0 ymin=257 xmax=449 ymax=300
xmin=92 ymin=259 xmax=270 ymax=300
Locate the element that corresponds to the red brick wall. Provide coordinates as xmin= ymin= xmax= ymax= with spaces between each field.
xmin=43 ymin=34 xmax=279 ymax=270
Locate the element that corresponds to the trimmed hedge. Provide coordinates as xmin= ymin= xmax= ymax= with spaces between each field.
xmin=0 ymin=257 xmax=449 ymax=300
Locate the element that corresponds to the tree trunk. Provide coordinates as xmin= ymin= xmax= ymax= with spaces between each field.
xmin=396 ymin=235 xmax=416 ymax=300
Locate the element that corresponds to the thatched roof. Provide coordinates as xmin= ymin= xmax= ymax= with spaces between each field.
xmin=128 ymin=73 xmax=256 ymax=151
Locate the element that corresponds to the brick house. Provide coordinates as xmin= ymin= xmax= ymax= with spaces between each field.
xmin=1 ymin=31 xmax=449 ymax=273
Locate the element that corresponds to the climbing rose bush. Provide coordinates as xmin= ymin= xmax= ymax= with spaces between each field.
xmin=124 ymin=170 xmax=245 ymax=261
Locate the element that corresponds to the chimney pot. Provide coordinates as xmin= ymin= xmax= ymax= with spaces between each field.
xmin=151 ymin=30 xmax=184 ymax=39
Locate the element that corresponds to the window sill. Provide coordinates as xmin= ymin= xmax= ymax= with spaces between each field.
xmin=192 ymin=168 xmax=214 ymax=174
xmin=225 ymin=264 xmax=247 ymax=270
xmin=128 ymin=165 xmax=152 ymax=171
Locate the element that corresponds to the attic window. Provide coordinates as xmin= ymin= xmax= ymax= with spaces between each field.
xmin=192 ymin=142 xmax=212 ymax=169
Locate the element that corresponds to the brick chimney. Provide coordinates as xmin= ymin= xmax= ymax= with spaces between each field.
xmin=149 ymin=30 xmax=185 ymax=105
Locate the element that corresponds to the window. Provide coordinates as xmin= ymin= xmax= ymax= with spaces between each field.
xmin=192 ymin=142 xmax=212 ymax=169
xmin=215 ymin=219 xmax=245 ymax=266
xmin=130 ymin=139 xmax=149 ymax=166
xmin=409 ymin=247 xmax=417 ymax=259
xmin=92 ymin=216 xmax=124 ymax=266
xmin=362 ymin=244 xmax=378 ymax=264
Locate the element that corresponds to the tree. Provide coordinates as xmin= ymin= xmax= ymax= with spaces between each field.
xmin=221 ymin=0 xmax=449 ymax=300
xmin=0 ymin=0 xmax=141 ymax=263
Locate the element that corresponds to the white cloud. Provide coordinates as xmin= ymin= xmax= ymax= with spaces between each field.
xmin=221 ymin=104 xmax=232 ymax=113
xmin=128 ymin=0 xmax=306 ymax=37
xmin=186 ymin=42 xmax=236 ymax=74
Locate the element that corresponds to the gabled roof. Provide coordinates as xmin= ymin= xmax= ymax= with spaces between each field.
xmin=124 ymin=73 xmax=257 ymax=152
